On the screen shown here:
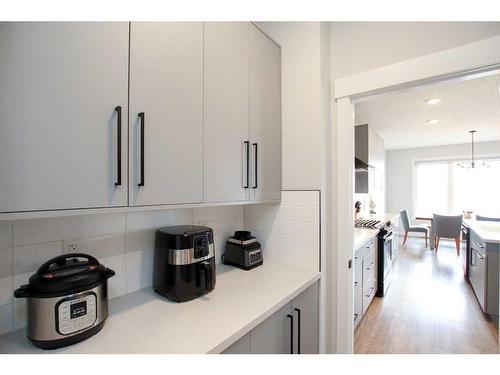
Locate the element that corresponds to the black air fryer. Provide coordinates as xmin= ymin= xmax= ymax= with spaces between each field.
xmin=153 ymin=225 xmax=216 ymax=302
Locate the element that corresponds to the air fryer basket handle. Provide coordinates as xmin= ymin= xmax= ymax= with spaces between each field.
xmin=202 ymin=261 xmax=213 ymax=290
xmin=37 ymin=253 xmax=99 ymax=275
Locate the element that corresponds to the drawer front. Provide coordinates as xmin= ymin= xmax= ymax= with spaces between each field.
xmin=362 ymin=247 xmax=377 ymax=284
xmin=354 ymin=282 xmax=363 ymax=329
xmin=362 ymin=276 xmax=377 ymax=315
xmin=355 ymin=237 xmax=376 ymax=263
xmin=354 ymin=261 xmax=362 ymax=287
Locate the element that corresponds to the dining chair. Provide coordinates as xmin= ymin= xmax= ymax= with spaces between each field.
xmin=400 ymin=209 xmax=429 ymax=247
xmin=476 ymin=215 xmax=500 ymax=222
xmin=432 ymin=213 xmax=463 ymax=255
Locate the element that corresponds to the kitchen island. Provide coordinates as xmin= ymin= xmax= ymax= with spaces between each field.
xmin=0 ymin=262 xmax=320 ymax=354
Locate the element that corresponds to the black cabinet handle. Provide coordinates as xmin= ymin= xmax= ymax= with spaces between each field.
xmin=252 ymin=143 xmax=258 ymax=188
xmin=244 ymin=141 xmax=250 ymax=188
xmin=354 ymin=313 xmax=359 ymax=322
xmin=286 ymin=314 xmax=294 ymax=354
xmin=138 ymin=112 xmax=145 ymax=187
xmin=294 ymin=308 xmax=301 ymax=354
xmin=114 ymin=106 xmax=122 ymax=186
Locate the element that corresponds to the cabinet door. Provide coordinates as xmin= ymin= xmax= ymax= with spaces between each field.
xmin=129 ymin=22 xmax=204 ymax=206
xmin=204 ymin=22 xmax=250 ymax=203
xmin=250 ymin=302 xmax=292 ymax=354
xmin=249 ymin=24 xmax=282 ymax=201
xmin=0 ymin=22 xmax=128 ymax=212
xmin=221 ymin=333 xmax=251 ymax=354
xmin=291 ymin=282 xmax=319 ymax=354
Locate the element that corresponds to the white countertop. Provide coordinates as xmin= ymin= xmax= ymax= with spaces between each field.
xmin=0 ymin=262 xmax=320 ymax=354
xmin=353 ymin=213 xmax=399 ymax=249
xmin=464 ymin=219 xmax=500 ymax=244
xmin=354 ymin=228 xmax=378 ymax=250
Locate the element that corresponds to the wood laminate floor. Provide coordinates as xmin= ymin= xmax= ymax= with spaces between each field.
xmin=355 ymin=237 xmax=499 ymax=354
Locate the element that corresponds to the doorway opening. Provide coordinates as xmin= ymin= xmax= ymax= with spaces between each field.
xmin=351 ymin=69 xmax=500 ymax=353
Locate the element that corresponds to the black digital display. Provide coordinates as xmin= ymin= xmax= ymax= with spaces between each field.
xmin=70 ymin=300 xmax=87 ymax=319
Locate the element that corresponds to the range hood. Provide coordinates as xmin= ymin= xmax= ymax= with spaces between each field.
xmin=355 ymin=157 xmax=371 ymax=172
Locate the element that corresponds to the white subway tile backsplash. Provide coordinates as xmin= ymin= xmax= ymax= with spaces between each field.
xmin=278 ymin=248 xmax=318 ymax=271
xmin=278 ymin=234 xmax=319 ymax=254
xmin=194 ymin=206 xmax=243 ymax=222
xmin=126 ymin=267 xmax=153 ymax=294
xmin=99 ymin=254 xmax=127 ymax=276
xmin=14 ymin=299 xmax=26 ymax=330
xmin=79 ymin=213 xmax=125 ymax=237
xmin=126 ymin=249 xmax=154 ymax=272
xmin=1 ymin=205 xmax=248 ymax=335
xmin=126 ymin=210 xmax=174 ymax=232
xmin=82 ymin=233 xmax=126 ymax=258
xmin=243 ymin=191 xmax=320 ymax=272
xmin=278 ymin=206 xmax=319 ymax=223
xmin=13 ymin=241 xmax=62 ymax=274
xmin=0 ymin=221 xmax=12 ymax=249
xmin=0 ymin=277 xmax=13 ymax=307
xmin=0 ymin=247 xmax=13 ymax=278
xmin=245 ymin=216 xmax=278 ymax=234
xmin=278 ymin=220 xmax=318 ymax=239
xmin=281 ymin=191 xmax=319 ymax=207
xmin=108 ymin=274 xmax=127 ymax=300
xmin=244 ymin=204 xmax=280 ymax=219
xmin=126 ymin=229 xmax=156 ymax=254
xmin=13 ymin=216 xmax=79 ymax=246
xmin=0 ymin=304 xmax=13 ymax=335
xmin=263 ymin=246 xmax=279 ymax=263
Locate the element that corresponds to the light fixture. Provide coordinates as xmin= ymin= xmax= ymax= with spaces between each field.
xmin=427 ymin=119 xmax=439 ymax=125
xmin=426 ymin=97 xmax=442 ymax=105
xmin=457 ymin=130 xmax=489 ymax=169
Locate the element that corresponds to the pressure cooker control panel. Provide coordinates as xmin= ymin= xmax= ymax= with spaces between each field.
xmin=56 ymin=292 xmax=97 ymax=335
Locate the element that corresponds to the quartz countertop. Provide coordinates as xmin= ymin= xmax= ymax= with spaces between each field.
xmin=464 ymin=219 xmax=500 ymax=244
xmin=353 ymin=213 xmax=400 ymax=250
xmin=0 ymin=262 xmax=320 ymax=354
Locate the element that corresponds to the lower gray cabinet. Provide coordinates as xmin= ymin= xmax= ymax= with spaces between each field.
xmin=221 ymin=282 xmax=319 ymax=354
xmin=250 ymin=302 xmax=293 ymax=354
xmin=221 ymin=333 xmax=251 ymax=354
xmin=291 ymin=281 xmax=319 ymax=354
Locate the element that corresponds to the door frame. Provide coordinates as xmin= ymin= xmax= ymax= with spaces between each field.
xmin=332 ymin=35 xmax=500 ymax=353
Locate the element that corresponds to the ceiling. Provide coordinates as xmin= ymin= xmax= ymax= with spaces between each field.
xmin=354 ymin=72 xmax=500 ymax=150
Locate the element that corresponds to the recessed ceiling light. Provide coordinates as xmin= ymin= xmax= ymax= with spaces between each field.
xmin=426 ymin=97 xmax=442 ymax=105
xmin=427 ymin=119 xmax=439 ymax=125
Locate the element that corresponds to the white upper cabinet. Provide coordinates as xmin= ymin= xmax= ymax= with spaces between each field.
xmin=249 ymin=24 xmax=282 ymax=201
xmin=203 ymin=22 xmax=250 ymax=203
xmin=129 ymin=22 xmax=204 ymax=206
xmin=0 ymin=22 xmax=129 ymax=213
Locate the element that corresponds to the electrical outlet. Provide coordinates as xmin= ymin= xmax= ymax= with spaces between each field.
xmin=62 ymin=238 xmax=82 ymax=254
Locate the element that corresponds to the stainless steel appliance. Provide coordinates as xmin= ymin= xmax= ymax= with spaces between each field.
xmin=222 ymin=231 xmax=263 ymax=270
xmin=355 ymin=218 xmax=382 ymax=229
xmin=153 ymin=225 xmax=216 ymax=302
xmin=13 ymin=253 xmax=115 ymax=349
xmin=376 ymin=221 xmax=396 ymax=297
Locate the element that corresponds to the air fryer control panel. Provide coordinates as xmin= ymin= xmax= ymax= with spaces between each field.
xmin=56 ymin=292 xmax=97 ymax=335
xmin=193 ymin=234 xmax=210 ymax=259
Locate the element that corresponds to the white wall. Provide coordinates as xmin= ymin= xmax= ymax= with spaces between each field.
xmin=385 ymin=141 xmax=500 ymax=220
xmin=331 ymin=22 xmax=500 ymax=79
xmin=256 ymin=22 xmax=324 ymax=190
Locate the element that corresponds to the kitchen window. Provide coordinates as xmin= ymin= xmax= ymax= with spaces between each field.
xmin=414 ymin=159 xmax=500 ymax=218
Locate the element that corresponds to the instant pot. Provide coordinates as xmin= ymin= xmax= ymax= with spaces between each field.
xmin=14 ymin=253 xmax=115 ymax=349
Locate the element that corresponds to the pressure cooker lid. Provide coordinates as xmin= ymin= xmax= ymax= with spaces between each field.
xmin=14 ymin=253 xmax=115 ymax=298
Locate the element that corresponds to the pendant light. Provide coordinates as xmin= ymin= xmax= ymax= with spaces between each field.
xmin=457 ymin=130 xmax=489 ymax=169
